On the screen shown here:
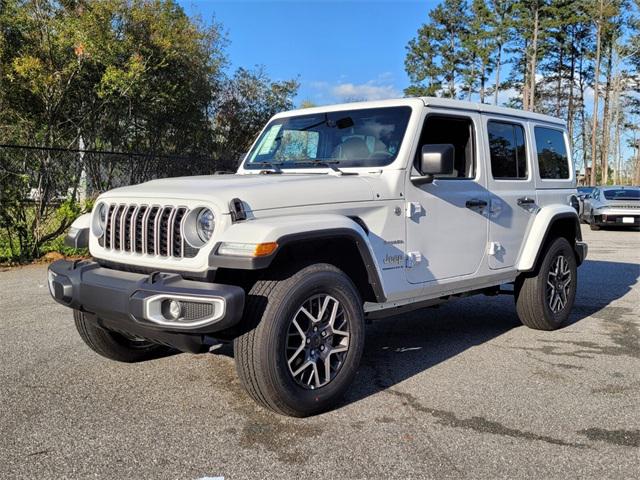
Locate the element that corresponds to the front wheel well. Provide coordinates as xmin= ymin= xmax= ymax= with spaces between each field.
xmin=267 ymin=236 xmax=380 ymax=303
xmin=213 ymin=236 xmax=382 ymax=304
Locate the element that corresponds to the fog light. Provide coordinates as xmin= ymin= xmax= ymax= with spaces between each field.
xmin=161 ymin=299 xmax=182 ymax=320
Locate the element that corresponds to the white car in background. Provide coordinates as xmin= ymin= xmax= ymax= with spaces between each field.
xmin=582 ymin=186 xmax=640 ymax=230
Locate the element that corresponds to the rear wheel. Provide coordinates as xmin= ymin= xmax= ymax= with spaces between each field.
xmin=234 ymin=263 xmax=365 ymax=417
xmin=515 ymin=237 xmax=577 ymax=330
xmin=589 ymin=210 xmax=601 ymax=230
xmin=74 ymin=310 xmax=171 ymax=362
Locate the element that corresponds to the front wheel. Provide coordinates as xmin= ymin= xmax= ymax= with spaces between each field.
xmin=515 ymin=237 xmax=577 ymax=330
xmin=234 ymin=263 xmax=365 ymax=417
xmin=74 ymin=310 xmax=171 ymax=362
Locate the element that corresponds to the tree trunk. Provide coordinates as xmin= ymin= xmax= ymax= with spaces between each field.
xmin=528 ymin=5 xmax=540 ymax=111
xmin=567 ymin=26 xmax=576 ymax=149
xmin=522 ymin=38 xmax=530 ymax=109
xmin=589 ymin=0 xmax=603 ymax=187
xmin=634 ymin=138 xmax=640 ymax=185
xmin=556 ymin=35 xmax=564 ymax=118
xmin=480 ymin=61 xmax=486 ymax=103
xmin=467 ymin=58 xmax=475 ymax=101
xmin=494 ymin=43 xmax=502 ymax=105
xmin=611 ymin=77 xmax=621 ymax=185
xmin=600 ymin=39 xmax=615 ymax=185
xmin=578 ymin=53 xmax=588 ymax=180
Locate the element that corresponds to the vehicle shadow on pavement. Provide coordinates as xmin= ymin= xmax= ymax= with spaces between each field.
xmin=344 ymin=295 xmax=522 ymax=405
xmin=570 ymin=259 xmax=640 ymax=323
xmin=342 ymin=258 xmax=638 ymax=407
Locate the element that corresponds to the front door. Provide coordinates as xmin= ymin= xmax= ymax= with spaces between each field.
xmin=405 ymin=111 xmax=489 ymax=284
xmin=483 ymin=117 xmax=537 ymax=269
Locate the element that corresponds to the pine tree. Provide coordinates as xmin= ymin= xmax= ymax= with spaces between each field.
xmin=404 ymin=0 xmax=469 ymax=98
xmin=490 ymin=0 xmax=515 ymax=105
xmin=461 ymin=0 xmax=494 ymax=102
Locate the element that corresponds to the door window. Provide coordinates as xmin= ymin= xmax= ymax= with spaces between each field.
xmin=487 ymin=121 xmax=527 ymax=179
xmin=534 ymin=127 xmax=569 ymax=179
xmin=416 ymin=115 xmax=475 ymax=179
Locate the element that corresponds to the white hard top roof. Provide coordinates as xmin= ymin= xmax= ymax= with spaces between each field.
xmin=419 ymin=96 xmax=565 ymax=126
xmin=276 ymin=96 xmax=565 ymax=127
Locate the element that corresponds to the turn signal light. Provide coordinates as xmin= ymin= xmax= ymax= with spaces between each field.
xmin=254 ymin=242 xmax=278 ymax=256
xmin=218 ymin=241 xmax=278 ymax=257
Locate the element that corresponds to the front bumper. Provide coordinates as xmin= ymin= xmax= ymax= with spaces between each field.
xmin=48 ymin=260 xmax=245 ymax=352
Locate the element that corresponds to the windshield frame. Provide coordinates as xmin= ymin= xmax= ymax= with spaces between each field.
xmin=241 ymin=105 xmax=413 ymax=171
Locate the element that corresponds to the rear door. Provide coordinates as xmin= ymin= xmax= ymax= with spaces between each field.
xmin=483 ymin=117 xmax=537 ymax=269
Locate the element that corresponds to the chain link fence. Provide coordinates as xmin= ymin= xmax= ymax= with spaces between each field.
xmin=0 ymin=144 xmax=230 ymax=263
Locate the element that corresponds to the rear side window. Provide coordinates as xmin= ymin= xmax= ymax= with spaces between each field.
xmin=487 ymin=121 xmax=527 ymax=179
xmin=535 ymin=127 xmax=569 ymax=179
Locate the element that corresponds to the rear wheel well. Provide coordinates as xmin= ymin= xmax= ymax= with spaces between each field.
xmin=547 ymin=216 xmax=579 ymax=244
xmin=535 ymin=215 xmax=581 ymax=271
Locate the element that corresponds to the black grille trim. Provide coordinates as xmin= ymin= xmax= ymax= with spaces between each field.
xmin=101 ymin=203 xmax=196 ymax=259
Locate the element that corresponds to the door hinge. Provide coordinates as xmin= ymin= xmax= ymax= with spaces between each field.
xmin=406 ymin=251 xmax=422 ymax=267
xmin=406 ymin=202 xmax=423 ymax=218
xmin=488 ymin=241 xmax=504 ymax=256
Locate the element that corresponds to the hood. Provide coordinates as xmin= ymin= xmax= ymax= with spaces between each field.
xmin=101 ymin=173 xmax=376 ymax=213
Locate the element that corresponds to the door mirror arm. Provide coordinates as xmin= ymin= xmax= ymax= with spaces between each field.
xmin=411 ymin=174 xmax=434 ymax=186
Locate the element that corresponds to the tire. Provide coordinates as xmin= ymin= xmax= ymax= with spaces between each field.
xmin=233 ymin=263 xmax=365 ymax=417
xmin=589 ymin=210 xmax=600 ymax=230
xmin=515 ymin=237 xmax=577 ymax=331
xmin=74 ymin=310 xmax=171 ymax=362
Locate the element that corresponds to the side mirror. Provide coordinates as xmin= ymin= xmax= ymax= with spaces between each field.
xmin=412 ymin=144 xmax=455 ymax=185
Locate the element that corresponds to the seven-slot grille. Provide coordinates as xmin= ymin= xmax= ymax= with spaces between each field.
xmin=101 ymin=204 xmax=197 ymax=258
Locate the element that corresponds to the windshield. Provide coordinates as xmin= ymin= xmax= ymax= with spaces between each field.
xmin=603 ymin=188 xmax=640 ymax=200
xmin=244 ymin=106 xmax=412 ymax=169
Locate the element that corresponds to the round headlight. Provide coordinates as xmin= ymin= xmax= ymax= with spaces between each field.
xmin=92 ymin=203 xmax=108 ymax=237
xmin=98 ymin=203 xmax=107 ymax=229
xmin=196 ymin=208 xmax=215 ymax=242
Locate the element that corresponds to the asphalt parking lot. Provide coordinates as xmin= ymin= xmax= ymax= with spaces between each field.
xmin=1 ymin=225 xmax=638 ymax=479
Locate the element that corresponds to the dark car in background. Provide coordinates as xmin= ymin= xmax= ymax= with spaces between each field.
xmin=581 ymin=186 xmax=640 ymax=230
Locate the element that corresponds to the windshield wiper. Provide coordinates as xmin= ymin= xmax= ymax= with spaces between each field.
xmin=291 ymin=160 xmax=357 ymax=175
xmin=251 ymin=161 xmax=284 ymax=173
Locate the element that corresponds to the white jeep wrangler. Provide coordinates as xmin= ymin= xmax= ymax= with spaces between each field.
xmin=48 ymin=97 xmax=587 ymax=417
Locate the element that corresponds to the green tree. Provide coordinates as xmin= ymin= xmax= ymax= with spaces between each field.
xmin=461 ymin=0 xmax=495 ymax=102
xmin=0 ymin=0 xmax=297 ymax=262
xmin=212 ymin=67 xmax=299 ymax=170
xmin=489 ymin=0 xmax=515 ymax=105
xmin=404 ymin=0 xmax=469 ymax=98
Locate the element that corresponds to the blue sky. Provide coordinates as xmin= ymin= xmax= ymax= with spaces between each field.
xmin=178 ymin=0 xmax=439 ymax=105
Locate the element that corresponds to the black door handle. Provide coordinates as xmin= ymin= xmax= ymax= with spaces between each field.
xmin=517 ymin=197 xmax=536 ymax=206
xmin=466 ymin=199 xmax=488 ymax=209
